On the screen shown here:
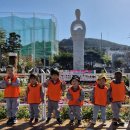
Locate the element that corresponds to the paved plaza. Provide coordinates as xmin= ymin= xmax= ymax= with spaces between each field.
xmin=0 ymin=119 xmax=130 ymax=130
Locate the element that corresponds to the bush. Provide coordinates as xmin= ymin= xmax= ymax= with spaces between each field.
xmin=17 ymin=106 xmax=30 ymax=119
xmin=106 ymin=106 xmax=113 ymax=120
xmin=82 ymin=106 xmax=93 ymax=120
xmin=120 ymin=107 xmax=130 ymax=121
xmin=0 ymin=104 xmax=130 ymax=121
xmin=0 ymin=91 xmax=4 ymax=102
xmin=0 ymin=106 xmax=6 ymax=119
xmin=0 ymin=106 xmax=30 ymax=119
xmin=60 ymin=106 xmax=69 ymax=120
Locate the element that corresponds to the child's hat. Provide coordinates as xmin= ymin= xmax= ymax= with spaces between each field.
xmin=70 ymin=75 xmax=80 ymax=83
xmin=97 ymin=74 xmax=107 ymax=80
xmin=114 ymin=70 xmax=122 ymax=75
xmin=50 ymin=68 xmax=59 ymax=75
xmin=29 ymin=73 xmax=38 ymax=78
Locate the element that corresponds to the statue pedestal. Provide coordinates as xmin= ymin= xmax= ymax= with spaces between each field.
xmin=8 ymin=52 xmax=17 ymax=70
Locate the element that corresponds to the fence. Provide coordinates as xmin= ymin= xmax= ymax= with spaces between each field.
xmin=0 ymin=72 xmax=130 ymax=120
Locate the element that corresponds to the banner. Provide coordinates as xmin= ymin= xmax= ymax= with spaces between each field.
xmin=59 ymin=70 xmax=96 ymax=81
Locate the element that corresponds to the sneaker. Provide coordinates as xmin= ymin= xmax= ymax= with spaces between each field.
xmin=87 ymin=121 xmax=95 ymax=128
xmin=12 ymin=116 xmax=17 ymax=124
xmin=29 ymin=118 xmax=34 ymax=123
xmin=101 ymin=121 xmax=106 ymax=126
xmin=46 ymin=117 xmax=51 ymax=124
xmin=34 ymin=118 xmax=39 ymax=124
xmin=112 ymin=118 xmax=118 ymax=125
xmin=69 ymin=120 xmax=74 ymax=126
xmin=117 ymin=118 xmax=124 ymax=126
xmin=57 ymin=118 xmax=62 ymax=124
xmin=6 ymin=117 xmax=12 ymax=125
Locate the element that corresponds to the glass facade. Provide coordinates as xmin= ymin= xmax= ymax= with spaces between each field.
xmin=0 ymin=12 xmax=59 ymax=62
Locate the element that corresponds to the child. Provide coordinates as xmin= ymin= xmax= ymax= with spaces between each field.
xmin=108 ymin=71 xmax=129 ymax=125
xmin=0 ymin=65 xmax=20 ymax=125
xmin=26 ymin=73 xmax=44 ymax=124
xmin=44 ymin=68 xmax=66 ymax=124
xmin=88 ymin=74 xmax=108 ymax=128
xmin=67 ymin=75 xmax=84 ymax=126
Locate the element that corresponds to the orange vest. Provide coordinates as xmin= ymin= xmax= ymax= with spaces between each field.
xmin=4 ymin=75 xmax=20 ymax=98
xmin=47 ymin=80 xmax=62 ymax=101
xmin=27 ymin=83 xmax=42 ymax=104
xmin=110 ymin=81 xmax=126 ymax=102
xmin=68 ymin=85 xmax=83 ymax=106
xmin=94 ymin=85 xmax=108 ymax=106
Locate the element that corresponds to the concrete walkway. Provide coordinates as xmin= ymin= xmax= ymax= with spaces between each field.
xmin=0 ymin=119 xmax=130 ymax=130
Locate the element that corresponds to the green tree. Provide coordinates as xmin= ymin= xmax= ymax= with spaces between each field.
xmin=53 ymin=52 xmax=73 ymax=69
xmin=102 ymin=54 xmax=111 ymax=66
xmin=85 ymin=50 xmax=104 ymax=69
xmin=0 ymin=29 xmax=6 ymax=67
xmin=114 ymin=59 xmax=123 ymax=68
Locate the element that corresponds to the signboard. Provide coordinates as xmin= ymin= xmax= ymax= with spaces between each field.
xmin=59 ymin=70 xmax=96 ymax=81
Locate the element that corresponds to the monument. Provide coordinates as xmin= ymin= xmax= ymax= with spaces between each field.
xmin=71 ymin=9 xmax=86 ymax=70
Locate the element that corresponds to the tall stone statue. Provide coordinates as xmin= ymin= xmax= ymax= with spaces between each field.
xmin=71 ymin=9 xmax=86 ymax=70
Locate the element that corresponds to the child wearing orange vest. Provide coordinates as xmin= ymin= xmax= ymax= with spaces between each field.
xmin=0 ymin=65 xmax=20 ymax=125
xmin=26 ymin=73 xmax=44 ymax=124
xmin=88 ymin=74 xmax=108 ymax=128
xmin=44 ymin=68 xmax=66 ymax=124
xmin=108 ymin=71 xmax=129 ymax=126
xmin=67 ymin=75 xmax=84 ymax=126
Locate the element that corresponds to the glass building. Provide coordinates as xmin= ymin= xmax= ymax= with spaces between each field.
xmin=0 ymin=12 xmax=59 ymax=64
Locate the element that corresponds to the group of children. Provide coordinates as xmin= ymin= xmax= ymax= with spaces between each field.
xmin=0 ymin=65 xmax=129 ymax=128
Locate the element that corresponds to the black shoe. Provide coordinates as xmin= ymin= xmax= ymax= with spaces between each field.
xmin=113 ymin=121 xmax=118 ymax=126
xmin=7 ymin=117 xmax=17 ymax=125
xmin=12 ymin=116 xmax=17 ymax=124
xmin=77 ymin=120 xmax=81 ymax=125
xmin=6 ymin=117 xmax=12 ymax=125
xmin=46 ymin=117 xmax=51 ymax=124
xmin=29 ymin=118 xmax=34 ymax=123
xmin=34 ymin=118 xmax=38 ymax=124
xmin=57 ymin=118 xmax=62 ymax=124
xmin=70 ymin=120 xmax=74 ymax=126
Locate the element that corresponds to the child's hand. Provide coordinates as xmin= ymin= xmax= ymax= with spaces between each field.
xmin=61 ymin=81 xmax=66 ymax=86
xmin=24 ymin=97 xmax=27 ymax=103
xmin=70 ymin=96 xmax=73 ymax=100
xmin=109 ymin=98 xmax=113 ymax=102
xmin=6 ymin=81 xmax=11 ymax=85
xmin=43 ymin=79 xmax=50 ymax=88
xmin=76 ymin=100 xmax=80 ymax=104
xmin=41 ymin=99 xmax=44 ymax=103
xmin=45 ymin=79 xmax=50 ymax=85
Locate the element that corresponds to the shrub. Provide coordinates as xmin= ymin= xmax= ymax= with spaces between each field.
xmin=0 ymin=104 xmax=130 ymax=121
xmin=120 ymin=107 xmax=130 ymax=121
xmin=0 ymin=106 xmax=30 ymax=119
xmin=106 ymin=106 xmax=113 ymax=120
xmin=0 ymin=106 xmax=6 ymax=119
xmin=0 ymin=91 xmax=4 ymax=102
xmin=60 ymin=106 xmax=69 ymax=120
xmin=82 ymin=106 xmax=93 ymax=120
xmin=17 ymin=106 xmax=30 ymax=119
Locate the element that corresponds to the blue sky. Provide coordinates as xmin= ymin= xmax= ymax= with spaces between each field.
xmin=0 ymin=0 xmax=130 ymax=46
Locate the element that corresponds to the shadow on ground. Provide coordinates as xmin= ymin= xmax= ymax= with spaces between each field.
xmin=0 ymin=119 xmax=130 ymax=130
